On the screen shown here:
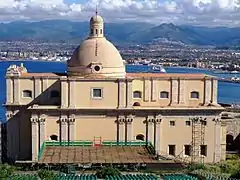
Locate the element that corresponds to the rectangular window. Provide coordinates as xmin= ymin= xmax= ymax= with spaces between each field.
xmin=185 ymin=121 xmax=191 ymax=126
xmin=92 ymin=88 xmax=102 ymax=99
xmin=200 ymin=145 xmax=207 ymax=156
xmin=170 ymin=121 xmax=175 ymax=126
xmin=168 ymin=145 xmax=176 ymax=156
xmin=184 ymin=145 xmax=191 ymax=156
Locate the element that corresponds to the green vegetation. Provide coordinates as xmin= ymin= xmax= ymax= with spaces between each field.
xmin=95 ymin=166 xmax=121 ymax=178
xmin=0 ymin=163 xmax=16 ymax=179
xmin=185 ymin=155 xmax=240 ymax=179
xmin=37 ymin=169 xmax=56 ymax=180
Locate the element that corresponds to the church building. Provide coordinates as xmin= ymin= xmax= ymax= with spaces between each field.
xmin=4 ymin=13 xmax=226 ymax=164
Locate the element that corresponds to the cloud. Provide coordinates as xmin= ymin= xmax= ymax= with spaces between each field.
xmin=0 ymin=0 xmax=240 ymax=26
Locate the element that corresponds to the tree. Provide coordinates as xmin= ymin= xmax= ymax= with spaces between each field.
xmin=37 ymin=169 xmax=56 ymax=180
xmin=95 ymin=167 xmax=121 ymax=178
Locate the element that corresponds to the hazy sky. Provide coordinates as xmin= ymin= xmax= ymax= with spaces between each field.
xmin=0 ymin=0 xmax=240 ymax=26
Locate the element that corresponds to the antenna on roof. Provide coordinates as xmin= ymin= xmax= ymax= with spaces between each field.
xmin=95 ymin=5 xmax=98 ymax=16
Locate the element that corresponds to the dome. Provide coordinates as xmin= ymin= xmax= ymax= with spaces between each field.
xmin=67 ymin=13 xmax=126 ymax=78
xmin=90 ymin=15 xmax=103 ymax=24
xmin=68 ymin=38 xmax=126 ymax=77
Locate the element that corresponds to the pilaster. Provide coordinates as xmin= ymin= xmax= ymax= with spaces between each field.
xmin=126 ymin=115 xmax=133 ymax=141
xmin=69 ymin=80 xmax=75 ymax=108
xmin=68 ymin=114 xmax=75 ymax=141
xmin=34 ymin=78 xmax=41 ymax=98
xmin=171 ymin=79 xmax=178 ymax=105
xmin=144 ymin=79 xmax=150 ymax=102
xmin=151 ymin=79 xmax=157 ymax=101
xmin=13 ymin=78 xmax=20 ymax=104
xmin=179 ymin=79 xmax=185 ymax=104
xmin=146 ymin=116 xmax=154 ymax=144
xmin=154 ymin=116 xmax=162 ymax=155
xmin=30 ymin=116 xmax=39 ymax=161
xmin=118 ymin=80 xmax=126 ymax=108
xmin=117 ymin=116 xmax=125 ymax=143
xmin=212 ymin=79 xmax=218 ymax=104
xmin=204 ymin=79 xmax=211 ymax=105
xmin=61 ymin=79 xmax=68 ymax=108
xmin=213 ymin=118 xmax=222 ymax=163
xmin=39 ymin=115 xmax=46 ymax=150
xmin=126 ymin=80 xmax=133 ymax=108
xmin=6 ymin=78 xmax=13 ymax=104
xmin=60 ymin=115 xmax=68 ymax=141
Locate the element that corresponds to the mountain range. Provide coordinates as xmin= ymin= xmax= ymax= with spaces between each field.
xmin=0 ymin=20 xmax=240 ymax=46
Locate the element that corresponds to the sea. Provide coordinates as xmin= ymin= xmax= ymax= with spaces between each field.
xmin=1 ymin=60 xmax=240 ymax=122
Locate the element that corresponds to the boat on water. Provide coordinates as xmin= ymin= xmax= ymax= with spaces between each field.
xmin=152 ymin=65 xmax=166 ymax=73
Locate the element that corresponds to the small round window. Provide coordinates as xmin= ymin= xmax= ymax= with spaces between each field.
xmin=94 ymin=65 xmax=101 ymax=72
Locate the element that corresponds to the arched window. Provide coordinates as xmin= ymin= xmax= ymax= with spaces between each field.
xmin=160 ymin=91 xmax=169 ymax=99
xmin=133 ymin=91 xmax=142 ymax=98
xmin=50 ymin=90 xmax=60 ymax=98
xmin=50 ymin=135 xmax=58 ymax=141
xmin=95 ymin=29 xmax=98 ymax=35
xmin=100 ymin=29 xmax=103 ymax=34
xmin=226 ymin=134 xmax=234 ymax=151
xmin=23 ymin=90 xmax=32 ymax=98
xmin=136 ymin=134 xmax=144 ymax=141
xmin=133 ymin=102 xmax=141 ymax=106
xmin=191 ymin=91 xmax=199 ymax=99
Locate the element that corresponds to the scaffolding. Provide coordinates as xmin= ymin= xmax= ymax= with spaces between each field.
xmin=191 ymin=117 xmax=206 ymax=164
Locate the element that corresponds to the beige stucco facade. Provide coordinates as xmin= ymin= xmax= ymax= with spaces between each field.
xmin=4 ymin=13 xmax=226 ymax=164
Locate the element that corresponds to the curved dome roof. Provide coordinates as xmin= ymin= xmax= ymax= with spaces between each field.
xmin=67 ymin=13 xmax=126 ymax=78
xmin=90 ymin=15 xmax=103 ymax=23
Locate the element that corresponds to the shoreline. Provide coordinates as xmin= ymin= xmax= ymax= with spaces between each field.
xmin=1 ymin=60 xmax=239 ymax=75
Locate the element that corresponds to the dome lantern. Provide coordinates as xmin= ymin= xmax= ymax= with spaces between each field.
xmin=89 ymin=7 xmax=104 ymax=38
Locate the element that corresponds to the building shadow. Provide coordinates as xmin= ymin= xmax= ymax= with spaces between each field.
xmin=3 ymin=80 xmax=61 ymax=163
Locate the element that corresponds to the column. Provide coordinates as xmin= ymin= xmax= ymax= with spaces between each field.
xmin=34 ymin=78 xmax=41 ymax=98
xmin=118 ymin=80 xmax=126 ymax=108
xmin=126 ymin=115 xmax=133 ymax=142
xmin=204 ymin=79 xmax=211 ymax=105
xmin=39 ymin=115 xmax=46 ymax=151
xmin=154 ymin=116 xmax=162 ymax=155
xmin=61 ymin=79 xmax=68 ymax=108
xmin=151 ymin=79 xmax=157 ymax=102
xmin=214 ymin=118 xmax=222 ymax=163
xmin=171 ymin=79 xmax=178 ymax=105
xmin=211 ymin=79 xmax=218 ymax=105
xmin=30 ymin=116 xmax=39 ymax=161
xmin=6 ymin=78 xmax=13 ymax=104
xmin=68 ymin=115 xmax=75 ymax=141
xmin=144 ymin=79 xmax=150 ymax=102
xmin=117 ymin=116 xmax=125 ymax=143
xmin=13 ymin=78 xmax=20 ymax=104
xmin=126 ymin=80 xmax=133 ymax=108
xmin=146 ymin=116 xmax=154 ymax=144
xmin=69 ymin=80 xmax=75 ymax=108
xmin=60 ymin=115 xmax=68 ymax=142
xmin=179 ymin=79 xmax=185 ymax=104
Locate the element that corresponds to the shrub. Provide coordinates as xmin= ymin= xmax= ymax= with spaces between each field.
xmin=0 ymin=164 xmax=15 ymax=179
xmin=95 ymin=166 xmax=121 ymax=178
xmin=37 ymin=169 xmax=55 ymax=180
xmin=186 ymin=163 xmax=206 ymax=171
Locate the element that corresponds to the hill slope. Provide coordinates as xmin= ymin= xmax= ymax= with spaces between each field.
xmin=0 ymin=20 xmax=240 ymax=46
